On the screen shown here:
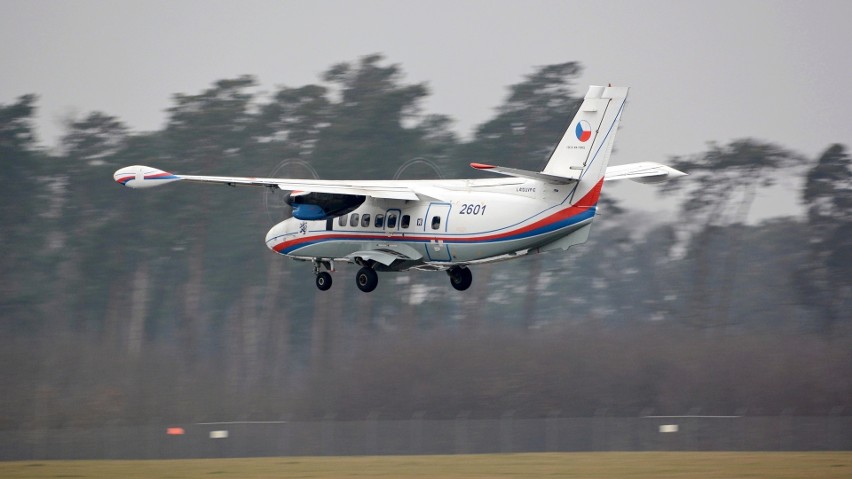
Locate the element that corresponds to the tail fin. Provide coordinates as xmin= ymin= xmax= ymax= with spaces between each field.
xmin=468 ymin=86 xmax=629 ymax=191
xmin=542 ymin=85 xmax=629 ymax=197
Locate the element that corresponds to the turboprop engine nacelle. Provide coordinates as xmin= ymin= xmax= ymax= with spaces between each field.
xmin=286 ymin=191 xmax=366 ymax=221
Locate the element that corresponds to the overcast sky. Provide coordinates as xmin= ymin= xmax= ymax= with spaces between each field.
xmin=2 ymin=0 xmax=850 ymax=219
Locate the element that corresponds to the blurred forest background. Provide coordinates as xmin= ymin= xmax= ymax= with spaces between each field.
xmin=1 ymin=55 xmax=850 ymax=431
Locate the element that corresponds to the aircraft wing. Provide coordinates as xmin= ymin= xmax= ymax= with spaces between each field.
xmin=114 ymin=165 xmax=428 ymax=201
xmin=604 ymin=162 xmax=686 ymax=183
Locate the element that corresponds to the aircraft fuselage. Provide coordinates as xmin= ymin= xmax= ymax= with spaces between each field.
xmin=265 ymin=176 xmax=601 ymax=270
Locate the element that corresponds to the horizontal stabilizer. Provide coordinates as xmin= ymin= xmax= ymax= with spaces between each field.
xmin=470 ymin=163 xmax=578 ymax=184
xmin=604 ymin=162 xmax=687 ymax=183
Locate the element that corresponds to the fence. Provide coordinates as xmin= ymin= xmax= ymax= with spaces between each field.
xmin=1 ymin=415 xmax=850 ymax=460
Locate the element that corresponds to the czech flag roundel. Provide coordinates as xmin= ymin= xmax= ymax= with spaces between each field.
xmin=575 ymin=120 xmax=592 ymax=142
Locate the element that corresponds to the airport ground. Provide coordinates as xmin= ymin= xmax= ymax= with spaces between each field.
xmin=1 ymin=452 xmax=851 ymax=479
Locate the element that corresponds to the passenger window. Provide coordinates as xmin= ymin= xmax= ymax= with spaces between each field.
xmin=351 ymin=213 xmax=359 ymax=227
xmin=361 ymin=214 xmax=371 ymax=227
xmin=387 ymin=213 xmax=397 ymax=229
xmin=375 ymin=214 xmax=384 ymax=228
xmin=431 ymin=216 xmax=441 ymax=230
xmin=338 ymin=215 xmax=347 ymax=227
xmin=401 ymin=215 xmax=410 ymax=229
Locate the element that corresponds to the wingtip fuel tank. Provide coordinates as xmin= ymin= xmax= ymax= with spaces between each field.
xmin=114 ymin=165 xmax=181 ymax=188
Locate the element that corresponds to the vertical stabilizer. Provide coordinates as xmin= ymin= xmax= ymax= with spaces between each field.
xmin=542 ymin=85 xmax=629 ymax=200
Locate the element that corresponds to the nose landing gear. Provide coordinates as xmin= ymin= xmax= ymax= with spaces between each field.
xmin=313 ymin=259 xmax=334 ymax=291
xmin=315 ymin=271 xmax=332 ymax=291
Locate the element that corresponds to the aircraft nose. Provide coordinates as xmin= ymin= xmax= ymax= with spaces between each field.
xmin=265 ymin=222 xmax=287 ymax=253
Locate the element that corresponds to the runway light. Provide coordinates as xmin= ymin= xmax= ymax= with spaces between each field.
xmin=210 ymin=430 xmax=229 ymax=439
xmin=659 ymin=424 xmax=679 ymax=433
xmin=166 ymin=427 xmax=185 ymax=435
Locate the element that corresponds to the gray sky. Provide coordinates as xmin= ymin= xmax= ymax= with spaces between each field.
xmin=2 ymin=0 xmax=850 ymax=218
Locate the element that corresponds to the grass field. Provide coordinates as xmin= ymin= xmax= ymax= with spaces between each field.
xmin=2 ymin=452 xmax=850 ymax=478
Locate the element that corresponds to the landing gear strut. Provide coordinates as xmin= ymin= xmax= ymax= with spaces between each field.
xmin=448 ymin=266 xmax=473 ymax=291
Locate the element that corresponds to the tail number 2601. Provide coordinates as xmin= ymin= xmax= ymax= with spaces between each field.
xmin=459 ymin=204 xmax=487 ymax=215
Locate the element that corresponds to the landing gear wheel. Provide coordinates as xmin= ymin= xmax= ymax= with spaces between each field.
xmin=315 ymin=271 xmax=332 ymax=291
xmin=355 ymin=267 xmax=378 ymax=293
xmin=448 ymin=266 xmax=473 ymax=291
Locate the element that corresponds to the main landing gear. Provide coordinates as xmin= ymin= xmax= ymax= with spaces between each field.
xmin=448 ymin=266 xmax=473 ymax=291
xmin=355 ymin=267 xmax=379 ymax=293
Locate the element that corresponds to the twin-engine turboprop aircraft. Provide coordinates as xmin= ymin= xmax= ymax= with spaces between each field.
xmin=114 ymin=85 xmax=685 ymax=292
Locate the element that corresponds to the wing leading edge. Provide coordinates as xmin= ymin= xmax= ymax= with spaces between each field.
xmin=114 ymin=165 xmax=425 ymax=201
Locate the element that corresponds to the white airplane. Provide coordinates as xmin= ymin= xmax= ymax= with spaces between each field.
xmin=114 ymin=85 xmax=684 ymax=293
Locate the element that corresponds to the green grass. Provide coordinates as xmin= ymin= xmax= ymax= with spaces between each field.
xmin=1 ymin=452 xmax=850 ymax=479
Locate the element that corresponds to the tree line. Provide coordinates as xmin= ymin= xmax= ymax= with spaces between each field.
xmin=0 ymin=55 xmax=849 ymax=429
